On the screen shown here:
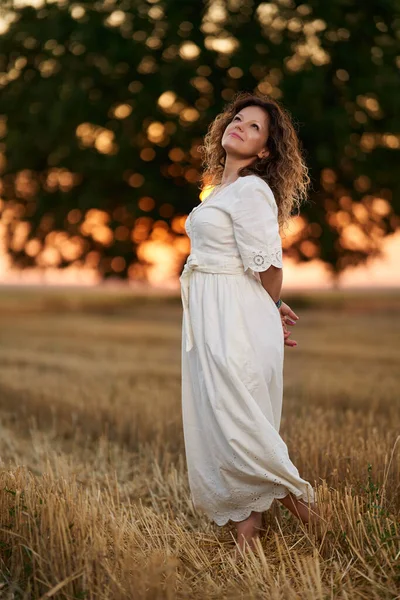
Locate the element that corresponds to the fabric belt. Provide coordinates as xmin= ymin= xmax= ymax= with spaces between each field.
xmin=179 ymin=251 xmax=245 ymax=352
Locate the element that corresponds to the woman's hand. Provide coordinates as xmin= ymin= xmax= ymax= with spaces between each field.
xmin=279 ymin=301 xmax=299 ymax=348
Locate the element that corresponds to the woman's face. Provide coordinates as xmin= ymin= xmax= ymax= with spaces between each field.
xmin=221 ymin=105 xmax=270 ymax=161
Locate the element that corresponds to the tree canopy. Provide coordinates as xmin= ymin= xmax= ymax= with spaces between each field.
xmin=0 ymin=0 xmax=398 ymax=282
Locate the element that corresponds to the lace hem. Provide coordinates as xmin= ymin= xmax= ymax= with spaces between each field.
xmin=200 ymin=486 xmax=316 ymax=527
xmin=242 ymin=247 xmax=283 ymax=272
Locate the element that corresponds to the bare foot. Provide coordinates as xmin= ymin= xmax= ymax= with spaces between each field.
xmin=277 ymin=493 xmax=330 ymax=541
xmin=235 ymin=510 xmax=262 ymax=554
xmin=277 ymin=492 xmax=320 ymax=524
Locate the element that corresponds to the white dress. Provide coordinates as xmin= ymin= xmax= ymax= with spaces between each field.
xmin=180 ymin=174 xmax=315 ymax=526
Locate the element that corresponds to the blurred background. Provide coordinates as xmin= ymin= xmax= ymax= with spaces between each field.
xmin=0 ymin=0 xmax=398 ymax=292
xmin=0 ymin=2 xmax=399 ymax=596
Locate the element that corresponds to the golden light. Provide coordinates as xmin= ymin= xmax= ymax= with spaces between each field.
xmin=169 ymin=148 xmax=185 ymax=162
xmin=139 ymin=56 xmax=158 ymax=75
xmin=67 ymin=209 xmax=82 ymax=225
xmin=308 ymin=222 xmax=322 ymax=237
xmin=59 ymin=237 xmax=85 ymax=261
xmin=171 ymin=216 xmax=187 ymax=234
xmin=336 ymin=69 xmax=349 ymax=82
xmin=150 ymin=221 xmax=171 ymax=242
xmin=137 ymin=239 xmax=177 ymax=286
xmin=341 ymin=224 xmax=369 ymax=250
xmin=199 ymin=185 xmax=215 ymax=202
xmin=0 ymin=116 xmax=7 ymax=138
xmin=11 ymin=221 xmax=31 ymax=252
xmin=106 ymin=10 xmax=126 ymax=27
xmin=15 ymin=170 xmax=39 ymax=198
xmin=15 ymin=57 xmax=27 ymax=70
xmin=70 ymin=5 xmax=85 ymax=20
xmin=38 ymin=246 xmax=61 ymax=267
xmin=180 ymin=107 xmax=200 ymax=123
xmin=352 ymin=202 xmax=369 ymax=224
xmin=138 ymin=197 xmax=155 ymax=212
xmin=320 ymin=168 xmax=337 ymax=189
xmin=148 ymin=5 xmax=164 ymax=20
xmin=300 ymin=240 xmax=319 ymax=258
xmin=140 ymin=148 xmax=156 ymax=161
xmin=91 ymin=225 xmax=113 ymax=246
xmin=228 ymin=66 xmax=243 ymax=79
xmin=111 ymin=256 xmax=126 ymax=272
xmin=168 ymin=163 xmax=183 ymax=177
xmin=185 ymin=167 xmax=200 ymax=183
xmin=281 ymin=215 xmax=307 ymax=248
xmin=158 ymin=91 xmax=177 ymax=110
xmin=85 ymin=251 xmax=101 ymax=268
xmin=25 ymin=239 xmax=42 ymax=257
xmin=95 ymin=130 xmax=117 ymax=154
xmin=147 ymin=122 xmax=166 ymax=143
xmin=191 ymin=75 xmax=213 ymax=94
xmin=335 ymin=211 xmax=352 ymax=227
xmin=113 ymin=104 xmax=132 ymax=119
xmin=127 ymin=173 xmax=145 ymax=188
xmin=80 ymin=209 xmax=110 ymax=236
xmin=86 ymin=208 xmax=110 ymax=225
xmin=354 ymin=111 xmax=368 ymax=124
xmin=205 ymin=36 xmax=239 ymax=55
xmin=131 ymin=217 xmax=152 ymax=243
xmin=372 ymin=198 xmax=391 ymax=217
xmin=339 ymin=195 xmax=353 ymax=210
xmin=39 ymin=59 xmax=59 ymax=77
xmin=76 ymin=123 xmax=95 ymax=147
xmin=383 ymin=134 xmax=400 ymax=149
xmin=12 ymin=0 xmax=44 ymax=7
xmin=201 ymin=0 xmax=229 ymax=33
xmin=360 ymin=133 xmax=376 ymax=152
xmin=179 ymin=42 xmax=201 ymax=60
xmin=287 ymin=17 xmax=303 ymax=32
xmin=173 ymin=236 xmax=190 ymax=255
xmin=354 ymin=175 xmax=371 ymax=192
xmin=7 ymin=68 xmax=21 ymax=82
xmin=257 ymin=3 xmax=279 ymax=26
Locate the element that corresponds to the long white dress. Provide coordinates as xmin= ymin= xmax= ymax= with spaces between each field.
xmin=180 ymin=174 xmax=315 ymax=526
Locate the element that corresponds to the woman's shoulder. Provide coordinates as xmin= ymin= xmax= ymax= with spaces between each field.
xmin=232 ymin=174 xmax=277 ymax=209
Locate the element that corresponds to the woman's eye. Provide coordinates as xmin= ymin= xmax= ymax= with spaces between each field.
xmin=233 ymin=116 xmax=258 ymax=130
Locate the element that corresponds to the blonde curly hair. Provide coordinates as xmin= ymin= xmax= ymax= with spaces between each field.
xmin=198 ymin=91 xmax=311 ymax=231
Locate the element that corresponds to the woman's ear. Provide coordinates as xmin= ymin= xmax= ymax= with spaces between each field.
xmin=258 ymin=148 xmax=270 ymax=160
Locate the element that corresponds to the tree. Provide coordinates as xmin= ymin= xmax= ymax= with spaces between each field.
xmin=0 ymin=0 xmax=398 ymax=282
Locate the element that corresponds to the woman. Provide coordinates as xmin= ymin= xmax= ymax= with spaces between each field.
xmin=180 ymin=92 xmax=321 ymax=555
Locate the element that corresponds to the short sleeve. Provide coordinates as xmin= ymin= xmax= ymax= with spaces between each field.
xmin=230 ymin=177 xmax=283 ymax=277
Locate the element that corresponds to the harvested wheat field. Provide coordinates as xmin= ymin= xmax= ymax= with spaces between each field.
xmin=0 ymin=286 xmax=398 ymax=599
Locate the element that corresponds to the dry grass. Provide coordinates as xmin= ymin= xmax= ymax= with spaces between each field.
xmin=0 ymin=286 xmax=398 ymax=599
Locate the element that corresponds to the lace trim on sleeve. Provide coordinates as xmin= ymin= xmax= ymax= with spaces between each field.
xmin=243 ymin=247 xmax=283 ymax=272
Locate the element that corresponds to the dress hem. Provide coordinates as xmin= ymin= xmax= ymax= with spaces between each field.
xmin=203 ymin=487 xmax=316 ymax=527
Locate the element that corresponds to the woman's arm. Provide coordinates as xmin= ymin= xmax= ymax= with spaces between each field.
xmin=259 ymin=265 xmax=283 ymax=304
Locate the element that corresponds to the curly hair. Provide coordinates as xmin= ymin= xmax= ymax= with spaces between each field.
xmin=198 ymin=91 xmax=311 ymax=231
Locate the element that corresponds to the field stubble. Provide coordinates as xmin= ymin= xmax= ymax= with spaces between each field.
xmin=0 ymin=287 xmax=398 ymax=599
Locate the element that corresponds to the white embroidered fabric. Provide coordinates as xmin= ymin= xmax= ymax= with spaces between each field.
xmin=229 ymin=176 xmax=284 ymax=277
xmin=242 ymin=247 xmax=283 ymax=272
xmin=180 ymin=174 xmax=315 ymax=526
